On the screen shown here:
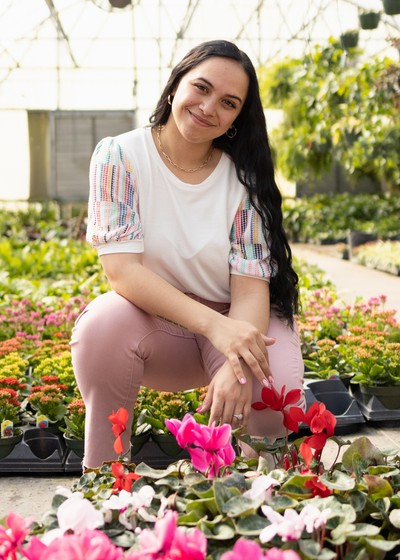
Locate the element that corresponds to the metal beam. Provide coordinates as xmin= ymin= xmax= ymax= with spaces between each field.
xmin=44 ymin=0 xmax=79 ymax=68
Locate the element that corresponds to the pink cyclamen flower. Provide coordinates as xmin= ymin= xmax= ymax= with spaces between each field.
xmin=0 ymin=511 xmax=34 ymax=559
xmin=260 ymin=506 xmax=305 ymax=543
xmin=220 ymin=538 xmax=266 ymax=560
xmin=125 ymin=510 xmax=206 ymax=560
xmin=24 ymin=529 xmax=123 ymax=560
xmin=165 ymin=415 xmax=235 ymax=478
xmin=265 ymin=548 xmax=302 ymax=560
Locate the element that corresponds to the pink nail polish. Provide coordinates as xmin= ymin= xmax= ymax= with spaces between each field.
xmin=270 ymin=378 xmax=274 ymax=384
xmin=262 ymin=379 xmax=270 ymax=387
xmin=240 ymin=377 xmax=246 ymax=385
xmin=271 ymin=337 xmax=276 ymax=340
xmin=196 ymin=407 xmax=202 ymax=412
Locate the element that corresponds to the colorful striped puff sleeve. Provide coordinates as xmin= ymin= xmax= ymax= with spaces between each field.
xmin=229 ymin=192 xmax=277 ymax=281
xmin=86 ymin=137 xmax=143 ymax=255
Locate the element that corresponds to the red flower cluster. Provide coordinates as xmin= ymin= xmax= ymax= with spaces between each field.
xmin=111 ymin=462 xmax=140 ymax=493
xmin=291 ymin=402 xmax=336 ymax=452
xmin=300 ymin=441 xmax=332 ymax=498
xmin=108 ymin=408 xmax=129 ymax=455
xmin=0 ymin=388 xmax=20 ymax=407
xmin=251 ymin=385 xmax=303 ymax=432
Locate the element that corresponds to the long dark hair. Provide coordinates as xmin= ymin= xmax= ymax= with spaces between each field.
xmin=150 ymin=40 xmax=299 ymax=325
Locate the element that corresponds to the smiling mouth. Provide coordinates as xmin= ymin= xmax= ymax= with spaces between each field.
xmin=189 ymin=111 xmax=214 ymax=127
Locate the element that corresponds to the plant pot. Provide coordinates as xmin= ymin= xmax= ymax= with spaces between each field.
xmin=40 ymin=421 xmax=65 ymax=434
xmin=151 ymin=433 xmax=182 ymax=456
xmin=0 ymin=431 xmax=23 ymax=459
xmin=63 ymin=434 xmax=84 ymax=459
xmin=382 ymin=0 xmax=400 ymax=15
xmin=359 ymin=12 xmax=381 ymax=29
xmin=340 ymin=32 xmax=359 ymax=49
xmin=360 ymin=385 xmax=400 ymax=410
xmin=130 ymin=430 xmax=151 ymax=456
xmin=347 ymin=231 xmax=377 ymax=261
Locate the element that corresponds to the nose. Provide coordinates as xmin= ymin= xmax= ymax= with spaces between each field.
xmin=199 ymin=96 xmax=217 ymax=116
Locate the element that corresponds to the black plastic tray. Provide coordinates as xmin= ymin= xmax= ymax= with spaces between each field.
xmin=0 ymin=427 xmax=67 ymax=473
xmin=350 ymin=385 xmax=400 ymax=426
xmin=294 ymin=379 xmax=365 ymax=437
xmin=0 ymin=428 xmax=191 ymax=473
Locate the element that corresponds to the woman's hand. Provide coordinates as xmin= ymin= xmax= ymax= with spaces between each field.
xmin=198 ymin=360 xmax=253 ymax=428
xmin=206 ymin=314 xmax=275 ymax=388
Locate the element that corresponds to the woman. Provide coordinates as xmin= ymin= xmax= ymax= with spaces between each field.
xmin=71 ymin=40 xmax=305 ymax=469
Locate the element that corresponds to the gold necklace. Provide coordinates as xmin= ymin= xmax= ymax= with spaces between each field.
xmin=157 ymin=125 xmax=215 ymax=173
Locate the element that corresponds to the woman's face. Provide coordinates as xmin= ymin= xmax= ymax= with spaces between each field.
xmin=169 ymin=56 xmax=249 ymax=145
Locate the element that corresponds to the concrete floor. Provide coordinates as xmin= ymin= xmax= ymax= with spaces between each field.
xmin=1 ymin=244 xmax=399 ymax=523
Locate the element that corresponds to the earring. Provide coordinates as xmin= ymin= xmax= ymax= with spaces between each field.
xmin=167 ymin=94 xmax=173 ymax=105
xmin=226 ymin=125 xmax=237 ymax=138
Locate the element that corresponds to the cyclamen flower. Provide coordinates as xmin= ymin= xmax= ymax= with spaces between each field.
xmin=260 ymin=507 xmax=305 ymax=543
xmin=300 ymin=505 xmax=332 ymax=533
xmin=24 ymin=528 xmax=123 ymax=560
xmin=290 ymin=402 xmax=336 ymax=451
xmin=102 ymin=486 xmax=156 ymax=527
xmin=165 ymin=414 xmax=235 ymax=478
xmin=251 ymin=385 xmax=303 ymax=432
xmin=0 ymin=511 xmax=34 ymax=560
xmin=125 ymin=510 xmax=206 ymax=560
xmin=111 ymin=462 xmax=140 ymax=494
xmin=108 ymin=408 xmax=129 ymax=455
xmin=242 ymin=475 xmax=280 ymax=501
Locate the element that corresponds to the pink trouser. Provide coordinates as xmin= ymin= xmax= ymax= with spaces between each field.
xmin=70 ymin=291 xmax=305 ymax=468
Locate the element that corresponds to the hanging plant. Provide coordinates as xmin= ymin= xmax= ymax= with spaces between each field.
xmin=340 ymin=30 xmax=359 ymax=49
xmin=382 ymin=0 xmax=400 ymax=15
xmin=359 ymin=11 xmax=381 ymax=30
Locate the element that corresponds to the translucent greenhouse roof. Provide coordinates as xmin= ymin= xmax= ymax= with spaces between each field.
xmin=0 ymin=0 xmax=399 ymax=125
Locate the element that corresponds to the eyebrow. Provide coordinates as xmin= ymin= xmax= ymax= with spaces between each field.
xmin=196 ymin=77 xmax=243 ymax=104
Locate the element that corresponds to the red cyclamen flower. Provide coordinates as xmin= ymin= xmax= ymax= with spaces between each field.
xmin=251 ymin=385 xmax=303 ymax=432
xmin=108 ymin=408 xmax=129 ymax=455
xmin=111 ymin=462 xmax=140 ymax=494
xmin=300 ymin=441 xmax=332 ymax=498
xmin=291 ymin=402 xmax=336 ymax=451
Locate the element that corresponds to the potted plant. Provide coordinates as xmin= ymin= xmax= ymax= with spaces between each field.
xmin=27 ymin=382 xmax=68 ymax=432
xmin=60 ymin=398 xmax=86 ymax=458
xmin=143 ymin=387 xmax=206 ymax=456
xmin=340 ymin=30 xmax=359 ymax=49
xmin=350 ymin=341 xmax=400 ymax=409
xmin=0 ymin=389 xmax=23 ymax=459
xmin=303 ymin=338 xmax=355 ymax=387
xmin=382 ymin=0 xmax=400 ymax=15
xmin=130 ymin=390 xmax=152 ymax=456
xmin=359 ymin=10 xmax=381 ymax=29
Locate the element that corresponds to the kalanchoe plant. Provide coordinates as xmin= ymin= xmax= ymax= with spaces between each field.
xmin=0 ymin=352 xmax=28 ymax=381
xmin=27 ymin=383 xmax=68 ymax=424
xmin=303 ymin=338 xmax=353 ymax=380
xmin=60 ymin=398 xmax=86 ymax=440
xmin=33 ymin=351 xmax=76 ymax=394
xmin=0 ymin=388 xmax=21 ymax=426
xmin=141 ymin=387 xmax=207 ymax=434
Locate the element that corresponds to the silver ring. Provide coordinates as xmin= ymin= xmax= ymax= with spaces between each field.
xmin=233 ymin=413 xmax=243 ymax=421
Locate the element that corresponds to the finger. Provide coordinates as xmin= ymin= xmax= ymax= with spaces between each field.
xmin=261 ymin=335 xmax=276 ymax=347
xmin=209 ymin=400 xmax=224 ymax=426
xmin=240 ymin=348 xmax=273 ymax=387
xmin=242 ymin=400 xmax=252 ymax=427
xmin=221 ymin=401 xmax=236 ymax=426
xmin=227 ymin=352 xmax=247 ymax=385
xmin=197 ymin=384 xmax=214 ymax=414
